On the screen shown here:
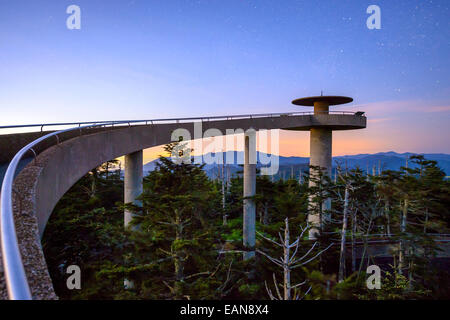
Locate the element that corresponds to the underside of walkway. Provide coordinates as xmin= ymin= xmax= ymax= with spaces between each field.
xmin=0 ymin=112 xmax=366 ymax=299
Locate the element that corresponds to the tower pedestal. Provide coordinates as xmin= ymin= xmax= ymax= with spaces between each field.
xmin=124 ymin=150 xmax=143 ymax=228
xmin=308 ymin=127 xmax=332 ymax=238
xmin=292 ymin=95 xmax=354 ymax=239
xmin=243 ymin=130 xmax=256 ymax=260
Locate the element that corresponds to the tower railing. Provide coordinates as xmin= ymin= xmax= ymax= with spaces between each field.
xmin=0 ymin=110 xmax=365 ymax=299
xmin=0 ymin=110 xmax=364 ymax=132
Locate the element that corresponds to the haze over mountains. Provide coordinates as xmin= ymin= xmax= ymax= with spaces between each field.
xmin=1 ymin=151 xmax=448 ymax=185
xmin=143 ymin=151 xmax=450 ymax=179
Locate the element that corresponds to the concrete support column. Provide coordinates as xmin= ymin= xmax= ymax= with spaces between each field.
xmin=243 ymin=130 xmax=256 ymax=260
xmin=124 ymin=150 xmax=143 ymax=228
xmin=309 ymin=128 xmax=332 ymax=176
xmin=314 ymin=101 xmax=330 ymax=114
xmin=308 ymin=101 xmax=332 ymax=239
xmin=123 ymin=150 xmax=143 ymax=289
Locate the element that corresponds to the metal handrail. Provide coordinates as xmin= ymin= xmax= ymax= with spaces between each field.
xmin=0 ymin=110 xmax=365 ymax=131
xmin=1 ymin=120 xmax=131 ymax=299
xmin=0 ymin=110 xmax=365 ymax=299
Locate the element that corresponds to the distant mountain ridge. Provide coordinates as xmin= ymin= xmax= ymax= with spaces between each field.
xmin=1 ymin=152 xmax=448 ymax=185
xmin=143 ymin=151 xmax=450 ymax=178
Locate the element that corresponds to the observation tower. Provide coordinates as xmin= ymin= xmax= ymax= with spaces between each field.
xmin=290 ymin=95 xmax=365 ymax=238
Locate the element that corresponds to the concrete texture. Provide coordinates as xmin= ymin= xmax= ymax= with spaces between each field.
xmin=0 ymin=151 xmax=60 ymax=300
xmin=0 ymin=127 xmax=120 ymax=164
xmin=0 ymin=131 xmax=54 ymax=164
xmin=0 ymin=113 xmax=366 ymax=299
xmin=308 ymin=127 xmax=333 ymax=238
xmin=124 ymin=150 xmax=143 ymax=228
xmin=292 ymin=98 xmax=351 ymax=239
xmin=243 ymin=131 xmax=256 ymax=260
xmin=309 ymin=128 xmax=333 ymax=176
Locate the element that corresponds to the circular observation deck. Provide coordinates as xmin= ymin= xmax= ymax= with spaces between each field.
xmin=292 ymin=95 xmax=353 ymax=106
xmin=285 ymin=95 xmax=365 ymax=131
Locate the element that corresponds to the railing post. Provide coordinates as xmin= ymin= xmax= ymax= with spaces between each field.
xmin=29 ymin=148 xmax=37 ymax=165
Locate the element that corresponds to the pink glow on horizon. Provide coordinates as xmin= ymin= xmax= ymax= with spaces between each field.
xmin=115 ymin=99 xmax=450 ymax=163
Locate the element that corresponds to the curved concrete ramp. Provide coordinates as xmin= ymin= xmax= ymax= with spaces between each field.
xmin=0 ymin=113 xmax=365 ymax=299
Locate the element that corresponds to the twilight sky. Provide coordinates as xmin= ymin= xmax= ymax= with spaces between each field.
xmin=0 ymin=0 xmax=449 ymax=161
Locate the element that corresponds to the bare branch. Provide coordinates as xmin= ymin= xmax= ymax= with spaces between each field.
xmin=218 ymin=250 xmax=245 ymax=255
xmin=297 ymin=286 xmax=312 ymax=300
xmin=272 ymin=273 xmax=283 ymax=300
xmin=292 ymin=243 xmax=333 ymax=269
xmin=217 ymin=260 xmax=233 ymax=293
xmin=264 ymin=280 xmax=277 ymax=300
xmin=256 ymin=230 xmax=283 ymax=247
xmin=208 ymin=263 xmax=222 ymax=279
xmin=184 ymin=271 xmax=211 ymax=280
xmin=256 ymin=249 xmax=283 ymax=268
xmin=162 ymin=280 xmax=174 ymax=294
xmin=278 ymin=232 xmax=284 ymax=244
xmin=289 ymin=236 xmax=302 ymax=264
xmin=288 ymin=238 xmax=299 ymax=249
xmin=291 ymin=241 xmax=318 ymax=264
xmin=299 ymin=223 xmax=310 ymax=239
xmin=291 ymin=280 xmax=307 ymax=289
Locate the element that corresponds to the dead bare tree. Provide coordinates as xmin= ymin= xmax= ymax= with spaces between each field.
xmin=338 ymin=184 xmax=350 ymax=283
xmin=257 ymin=218 xmax=332 ymax=300
xmin=221 ymin=151 xmax=227 ymax=225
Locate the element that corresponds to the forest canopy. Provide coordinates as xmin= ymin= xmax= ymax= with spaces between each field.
xmin=42 ymin=144 xmax=450 ymax=300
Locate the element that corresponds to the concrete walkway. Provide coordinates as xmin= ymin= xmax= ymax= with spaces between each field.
xmin=0 ymin=113 xmax=365 ymax=299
